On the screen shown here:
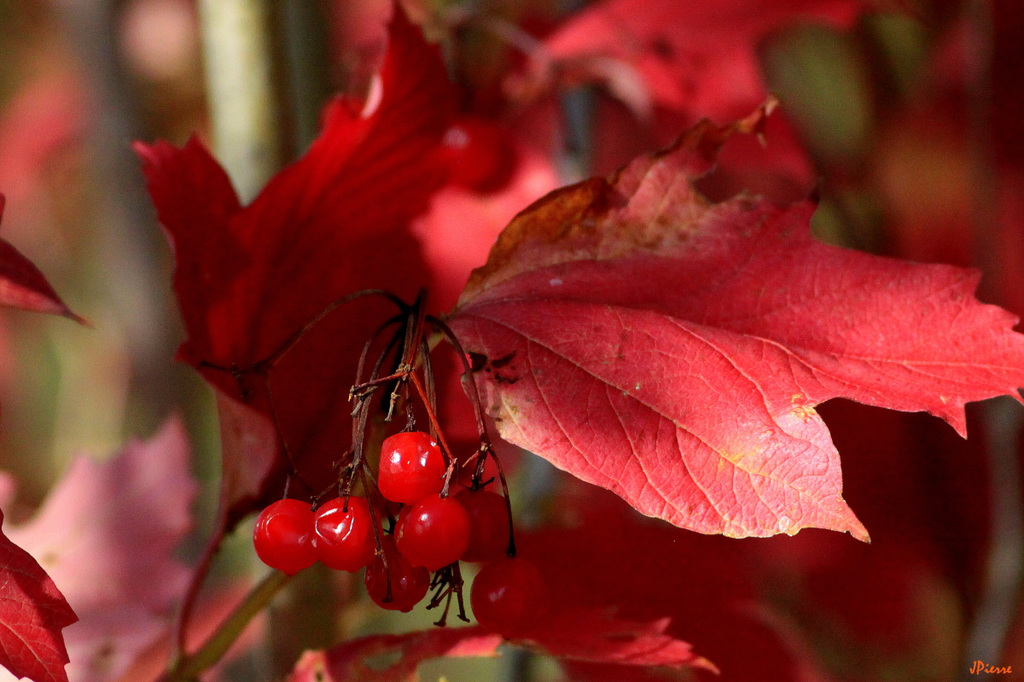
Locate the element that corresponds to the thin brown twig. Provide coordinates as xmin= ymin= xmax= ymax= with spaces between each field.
xmin=262 ymin=376 xmax=317 ymax=493
xmin=258 ymin=289 xmax=409 ymax=372
xmin=427 ymin=315 xmax=489 ymax=439
xmin=408 ymin=371 xmax=458 ymax=484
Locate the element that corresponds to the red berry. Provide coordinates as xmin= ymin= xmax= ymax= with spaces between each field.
xmin=470 ymin=558 xmax=547 ymax=638
xmin=365 ymin=536 xmax=430 ymax=612
xmin=456 ymin=489 xmax=510 ymax=562
xmin=440 ymin=116 xmax=516 ymax=193
xmin=253 ymin=499 xmax=318 ymax=576
xmin=396 ymin=494 xmax=471 ymax=570
xmin=378 ymin=431 xmax=446 ymax=504
xmin=313 ymin=496 xmax=376 ymax=572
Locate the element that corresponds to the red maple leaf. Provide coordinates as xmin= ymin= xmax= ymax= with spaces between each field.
xmin=0 ymin=510 xmax=77 ymax=682
xmin=0 ymin=196 xmax=82 ymax=323
xmin=448 ymin=111 xmax=1024 ymax=540
xmin=521 ymin=406 xmax=990 ymax=679
xmin=136 ymin=6 xmax=456 ymax=523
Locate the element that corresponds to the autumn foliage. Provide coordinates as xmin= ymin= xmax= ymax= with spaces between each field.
xmin=1 ymin=0 xmax=1024 ymax=681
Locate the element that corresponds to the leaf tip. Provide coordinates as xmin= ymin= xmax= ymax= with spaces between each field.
xmin=816 ymin=494 xmax=871 ymax=543
xmin=61 ymin=308 xmax=89 ymax=327
xmin=845 ymin=517 xmax=871 ymax=544
xmin=695 ymin=656 xmax=722 ymax=675
xmin=660 ymin=97 xmax=779 ymax=169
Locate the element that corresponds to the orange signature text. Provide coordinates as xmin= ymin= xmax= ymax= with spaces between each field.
xmin=970 ymin=660 xmax=1012 ymax=675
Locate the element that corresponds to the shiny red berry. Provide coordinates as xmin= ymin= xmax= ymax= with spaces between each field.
xmin=378 ymin=431 xmax=446 ymax=504
xmin=470 ymin=558 xmax=547 ymax=638
xmin=313 ymin=496 xmax=376 ymax=572
xmin=253 ymin=499 xmax=318 ymax=576
xmin=395 ymin=494 xmax=471 ymax=570
xmin=364 ymin=535 xmax=430 ymax=612
xmin=456 ymin=489 xmax=510 ymax=562
xmin=440 ymin=116 xmax=516 ymax=193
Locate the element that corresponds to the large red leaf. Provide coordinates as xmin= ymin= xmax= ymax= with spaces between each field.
xmin=0 ymin=196 xmax=81 ymax=323
xmin=0 ymin=510 xmax=77 ymax=682
xmin=136 ymin=6 xmax=456 ymax=517
xmin=449 ymin=114 xmax=1024 ymax=540
xmin=138 ymin=4 xmax=452 ymax=372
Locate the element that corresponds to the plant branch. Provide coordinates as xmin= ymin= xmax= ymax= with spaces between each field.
xmin=164 ymin=570 xmax=292 ymax=682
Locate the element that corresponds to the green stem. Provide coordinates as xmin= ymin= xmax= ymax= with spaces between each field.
xmin=165 ymin=570 xmax=292 ymax=682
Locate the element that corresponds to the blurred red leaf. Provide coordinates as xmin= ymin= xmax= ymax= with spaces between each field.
xmin=209 ymin=391 xmax=280 ymax=531
xmin=136 ymin=5 xmax=456 ymax=520
xmin=0 ymin=76 xmax=85 ymax=205
xmin=288 ymin=627 xmax=502 ymax=682
xmin=0 ymin=196 xmax=82 ymax=323
xmin=413 ymin=126 xmax=561 ymax=313
xmin=521 ymin=478 xmax=835 ymax=681
xmin=0 ymin=510 xmax=77 ymax=682
xmin=449 ymin=111 xmax=1024 ymax=540
xmin=286 ymin=609 xmax=712 ymax=680
xmin=544 ymin=0 xmax=862 ymax=121
xmin=737 ymin=401 xmax=992 ymax=680
xmin=522 ymin=609 xmax=717 ymax=673
xmin=4 ymin=417 xmax=197 ymax=682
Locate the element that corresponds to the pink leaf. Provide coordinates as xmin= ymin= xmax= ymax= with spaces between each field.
xmin=4 ymin=417 xmax=197 ymax=681
xmin=0 ymin=511 xmax=77 ymax=682
xmin=449 ymin=113 xmax=1024 ymax=540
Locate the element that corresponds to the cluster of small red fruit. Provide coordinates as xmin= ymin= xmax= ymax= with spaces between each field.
xmin=253 ymin=430 xmax=545 ymax=637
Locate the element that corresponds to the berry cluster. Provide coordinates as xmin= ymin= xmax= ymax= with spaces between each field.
xmin=244 ymin=290 xmax=545 ymax=634
xmin=253 ymin=429 xmax=545 ymax=634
